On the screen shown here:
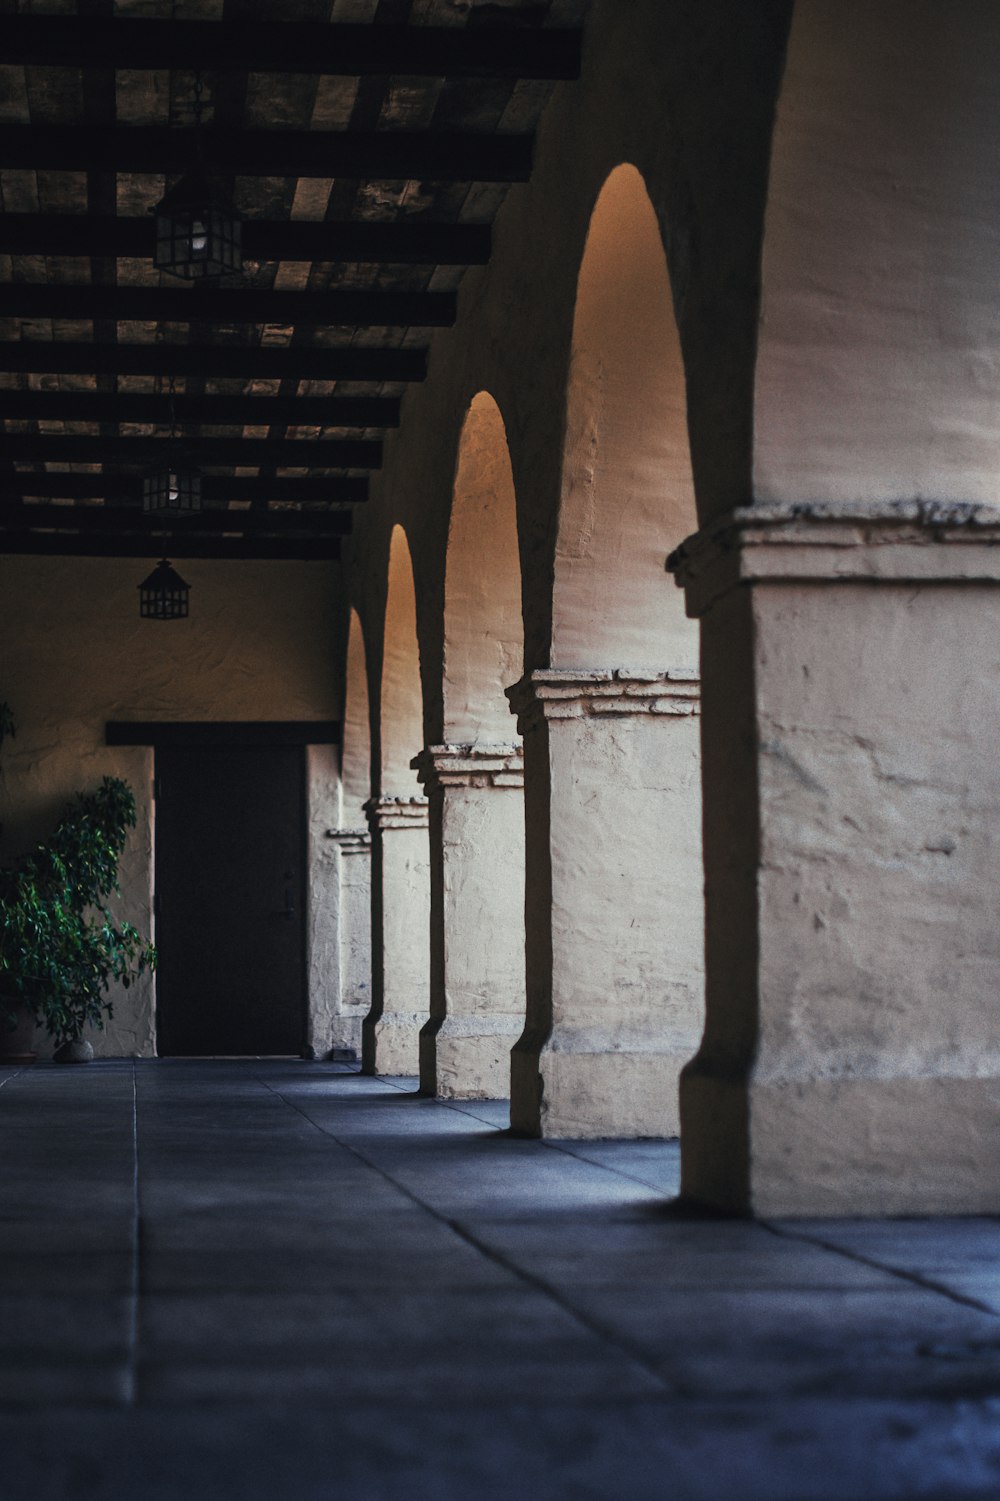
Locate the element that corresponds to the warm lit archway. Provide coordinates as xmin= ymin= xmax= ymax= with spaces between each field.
xmin=362 ymin=526 xmax=431 ymax=1077
xmin=418 ymin=394 xmax=526 ymax=1100
xmin=511 ymin=164 xmax=704 ymax=1139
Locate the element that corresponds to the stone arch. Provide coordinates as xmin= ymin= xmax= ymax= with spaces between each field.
xmin=418 ymin=393 xmax=527 ymax=1100
xmin=379 ymin=524 xmax=423 ymax=797
xmin=340 ymin=607 xmax=371 ymax=827
xmin=510 ymin=163 xmax=704 ymax=1139
xmin=554 ymin=161 xmax=698 ymax=670
xmin=444 ymin=391 xmax=524 ymax=741
xmin=363 ymin=523 xmax=431 ymax=1076
xmin=754 ymin=0 xmax=1000 ymax=505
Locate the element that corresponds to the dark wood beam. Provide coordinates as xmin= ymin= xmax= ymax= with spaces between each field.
xmin=1 ymin=19 xmax=582 ymax=80
xmin=0 ymin=344 xmax=426 ymax=383
xmin=3 ymin=436 xmax=382 ymax=468
xmin=0 ymin=126 xmax=533 ymax=182
xmin=0 ymin=215 xmax=492 ymax=266
xmin=0 ymin=504 xmax=353 ymax=537
xmin=1 ymin=474 xmax=367 ymax=504
xmin=0 ymin=532 xmax=343 ymax=561
xmin=0 ymin=391 xmax=401 ymax=429
xmin=0 ymin=284 xmax=456 ymax=329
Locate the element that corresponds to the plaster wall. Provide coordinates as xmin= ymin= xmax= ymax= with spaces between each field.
xmin=755 ymin=0 xmax=1000 ymax=504
xmin=0 ymin=556 xmax=340 ymax=1058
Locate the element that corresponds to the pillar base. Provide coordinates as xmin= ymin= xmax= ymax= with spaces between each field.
xmin=682 ymin=1063 xmax=1000 ymax=1217
xmin=512 ymin=1038 xmax=691 ymax=1139
xmin=361 ymin=1011 xmax=427 ymax=1078
xmin=419 ymin=1013 xmax=522 ymax=1099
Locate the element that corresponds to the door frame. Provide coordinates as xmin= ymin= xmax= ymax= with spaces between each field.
xmin=106 ymin=720 xmax=341 ymax=1056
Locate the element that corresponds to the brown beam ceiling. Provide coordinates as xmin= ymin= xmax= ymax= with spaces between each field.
xmin=0 ymin=392 xmax=401 ymax=429
xmin=1 ymin=474 xmax=366 ymax=504
xmin=3 ymin=436 xmax=382 ymax=468
xmin=0 ymin=285 xmax=456 ymax=329
xmin=0 ymin=345 xmax=427 ymax=383
xmin=0 ymin=127 xmax=533 ymax=183
xmin=0 ymin=533 xmax=343 ymax=561
xmin=2 ymin=19 xmax=582 ymax=80
xmin=0 ymin=505 xmax=352 ymax=538
xmin=0 ymin=216 xmax=492 ymax=267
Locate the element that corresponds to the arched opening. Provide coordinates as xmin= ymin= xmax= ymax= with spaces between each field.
xmin=340 ymin=608 xmax=371 ymax=829
xmin=512 ymin=164 xmax=704 ymax=1138
xmin=362 ymin=526 xmax=431 ymax=1076
xmin=418 ymin=394 xmax=526 ymax=1100
xmin=555 ymin=163 xmax=698 ymax=670
xmin=444 ymin=393 xmax=524 ymax=742
xmin=322 ymin=608 xmax=374 ymax=1058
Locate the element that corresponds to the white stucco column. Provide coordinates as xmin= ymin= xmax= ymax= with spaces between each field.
xmin=361 ymin=797 xmax=430 ymax=1078
xmin=323 ymin=828 xmax=372 ymax=1060
xmin=670 ymin=501 xmax=1000 ymax=1216
xmin=505 ymin=669 xmax=703 ymax=1138
xmin=411 ymin=744 xmax=525 ymax=1100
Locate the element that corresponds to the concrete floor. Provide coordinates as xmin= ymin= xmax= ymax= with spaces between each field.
xmin=3 ymin=1062 xmax=1000 ymax=1499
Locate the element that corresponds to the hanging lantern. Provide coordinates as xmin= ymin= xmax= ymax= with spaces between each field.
xmin=138 ymin=559 xmax=191 ymax=621
xmin=154 ymin=166 xmax=242 ymax=281
xmin=142 ymin=463 xmax=201 ymax=516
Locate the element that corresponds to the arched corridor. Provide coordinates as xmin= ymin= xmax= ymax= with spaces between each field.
xmin=5 ymin=0 xmax=1000 ymax=1493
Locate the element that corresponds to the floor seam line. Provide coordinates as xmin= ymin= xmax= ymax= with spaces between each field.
xmin=125 ymin=1058 xmax=141 ymax=1407
xmin=762 ymin=1220 xmax=1000 ymax=1317
xmin=252 ymin=1070 xmax=675 ymax=1396
xmin=540 ymin=1137 xmax=677 ymax=1196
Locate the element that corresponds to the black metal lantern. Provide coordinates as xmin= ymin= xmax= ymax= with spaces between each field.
xmin=138 ymin=559 xmax=191 ymax=621
xmin=142 ymin=462 xmax=201 ymax=516
xmin=154 ymin=166 xmax=242 ymax=281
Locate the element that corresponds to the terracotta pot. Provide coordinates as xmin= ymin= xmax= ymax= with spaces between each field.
xmin=0 ymin=997 xmax=38 ymax=1065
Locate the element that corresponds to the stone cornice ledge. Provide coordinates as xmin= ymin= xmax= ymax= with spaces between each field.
xmin=505 ymin=669 xmax=700 ymax=732
xmin=363 ymin=796 xmax=429 ymax=833
xmin=324 ymin=827 xmax=372 ymax=853
xmin=667 ymin=500 xmax=1000 ymax=617
xmin=411 ymin=743 xmax=524 ymax=791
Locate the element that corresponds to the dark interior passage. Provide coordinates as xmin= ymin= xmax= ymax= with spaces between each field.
xmin=154 ymin=747 xmax=306 ymax=1057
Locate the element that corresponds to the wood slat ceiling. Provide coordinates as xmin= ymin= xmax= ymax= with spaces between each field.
xmin=0 ymin=0 xmax=589 ymax=562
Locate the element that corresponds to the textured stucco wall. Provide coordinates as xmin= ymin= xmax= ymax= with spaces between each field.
xmin=0 ymin=556 xmax=340 ymax=1058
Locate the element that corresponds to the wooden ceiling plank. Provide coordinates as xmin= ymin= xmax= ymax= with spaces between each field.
xmin=0 ymin=390 xmax=401 ymax=426
xmin=0 ymin=532 xmax=343 ymax=560
xmin=0 ymin=126 xmax=534 ymax=182
xmin=5 ymin=434 xmax=383 ymax=467
xmin=2 ymin=20 xmax=583 ymax=80
xmin=0 ymin=342 xmax=428 ymax=381
xmin=0 ymin=283 xmax=457 ymax=327
xmin=2 ymin=473 xmax=367 ymax=502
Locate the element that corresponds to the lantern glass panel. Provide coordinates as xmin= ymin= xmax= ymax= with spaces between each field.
xmin=154 ymin=171 xmax=242 ymax=281
xmin=143 ymin=467 xmax=201 ymax=516
xmin=138 ymin=560 xmax=191 ymax=621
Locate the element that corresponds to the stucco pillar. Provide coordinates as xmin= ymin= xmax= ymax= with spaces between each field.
xmin=411 ymin=744 xmax=525 ymax=1100
xmin=505 ymin=670 xmax=703 ymax=1138
xmin=669 ymin=501 xmax=1000 ymax=1217
xmin=324 ymin=828 xmax=372 ymax=1059
xmin=361 ymin=797 xmax=430 ymax=1077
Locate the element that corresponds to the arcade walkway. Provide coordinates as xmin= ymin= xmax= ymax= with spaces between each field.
xmin=2 ymin=1060 xmax=1000 ymax=1499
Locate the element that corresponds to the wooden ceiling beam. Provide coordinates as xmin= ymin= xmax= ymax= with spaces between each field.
xmin=0 ymin=504 xmax=353 ymax=537
xmin=0 ymin=215 xmax=492 ymax=267
xmin=1 ymin=19 xmax=582 ymax=80
xmin=3 ymin=435 xmax=382 ymax=468
xmin=0 ymin=126 xmax=533 ymax=182
xmin=1 ymin=474 xmax=367 ymax=504
xmin=0 ymin=344 xmax=426 ymax=383
xmin=0 ymin=532 xmax=343 ymax=561
xmin=0 ymin=391 xmax=401 ymax=428
xmin=0 ymin=284 xmax=456 ymax=329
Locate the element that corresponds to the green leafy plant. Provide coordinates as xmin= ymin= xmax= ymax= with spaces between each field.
xmin=0 ymin=776 xmax=156 ymax=1044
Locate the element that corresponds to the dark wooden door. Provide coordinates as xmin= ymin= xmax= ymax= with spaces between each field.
xmin=154 ymin=745 xmax=306 ymax=1056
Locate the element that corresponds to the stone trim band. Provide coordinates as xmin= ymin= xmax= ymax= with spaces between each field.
xmin=505 ymin=668 xmax=701 ymax=734
xmin=324 ymin=827 xmax=372 ymax=854
xmin=411 ymin=743 xmax=524 ymax=792
xmin=363 ymin=796 xmax=430 ymax=833
xmin=668 ymin=500 xmax=1000 ymax=618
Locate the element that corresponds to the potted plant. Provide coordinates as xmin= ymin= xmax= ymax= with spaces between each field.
xmin=0 ymin=767 xmax=156 ymax=1063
